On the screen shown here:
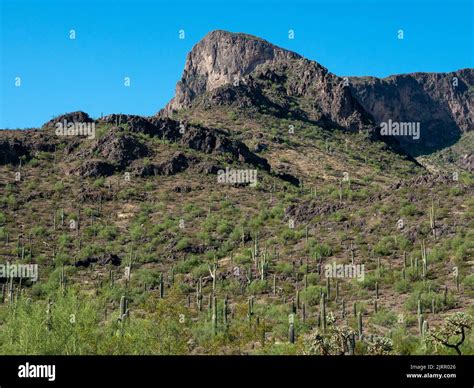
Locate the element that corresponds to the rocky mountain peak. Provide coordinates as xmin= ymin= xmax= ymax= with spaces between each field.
xmin=162 ymin=30 xmax=472 ymax=156
xmin=165 ymin=30 xmax=303 ymax=112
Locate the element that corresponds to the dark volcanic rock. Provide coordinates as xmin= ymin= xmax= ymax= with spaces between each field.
xmin=155 ymin=152 xmax=192 ymax=175
xmin=87 ymin=128 xmax=150 ymax=168
xmin=99 ymin=115 xmax=184 ymax=141
xmin=274 ymin=171 xmax=300 ymax=186
xmin=0 ymin=139 xmax=30 ymax=165
xmin=43 ymin=111 xmax=94 ymax=127
xmin=193 ymin=162 xmax=222 ymax=175
xmin=69 ymin=159 xmax=116 ymax=177
xmin=173 ymin=185 xmax=192 ymax=193
xmin=181 ymin=125 xmax=270 ymax=171
xmin=75 ymin=253 xmax=121 ymax=268
xmin=100 ymin=114 xmax=159 ymax=135
xmin=134 ymin=152 xmax=194 ymax=177
xmin=253 ymin=142 xmax=268 ymax=153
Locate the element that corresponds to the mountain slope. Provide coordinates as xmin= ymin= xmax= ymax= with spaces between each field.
xmin=164 ymin=30 xmax=473 ymax=158
xmin=0 ymin=30 xmax=472 ymax=356
xmin=350 ymin=69 xmax=473 ymax=156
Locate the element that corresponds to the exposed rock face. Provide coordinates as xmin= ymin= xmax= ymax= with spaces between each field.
xmin=0 ymin=131 xmax=59 ymax=165
xmin=134 ymin=152 xmax=195 ymax=177
xmin=0 ymin=139 xmax=30 ymax=165
xmin=43 ymin=111 xmax=94 ymax=128
xmin=164 ymin=30 xmax=374 ymax=132
xmin=75 ymin=253 xmax=121 ymax=268
xmin=180 ymin=124 xmax=271 ymax=171
xmin=349 ymin=69 xmax=473 ymax=155
xmin=164 ymin=30 xmax=472 ymax=156
xmin=99 ymin=114 xmax=163 ymax=136
xmin=166 ymin=30 xmax=302 ymax=112
xmin=69 ymin=159 xmax=116 ymax=177
xmin=84 ymin=128 xmax=151 ymax=168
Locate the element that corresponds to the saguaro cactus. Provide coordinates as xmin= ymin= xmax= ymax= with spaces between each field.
xmin=248 ymin=296 xmax=254 ymax=321
xmin=120 ymin=295 xmax=128 ymax=318
xmin=288 ymin=314 xmax=295 ymax=344
xmin=159 ymin=273 xmax=164 ymax=298
xmin=422 ymin=319 xmax=429 ymax=337
xmin=196 ymin=277 xmax=203 ymax=311
xmin=357 ymin=311 xmax=363 ymax=339
xmin=326 ymin=277 xmax=331 ymax=300
xmin=418 ymin=314 xmax=424 ymax=336
xmin=212 ymin=296 xmax=218 ymax=335
xmin=259 ymin=249 xmax=268 ymax=280
xmin=320 ymin=293 xmax=327 ymax=332
xmin=223 ymin=295 xmax=228 ymax=329
xmin=59 ymin=264 xmax=66 ymax=292
xmin=347 ymin=333 xmax=356 ymax=355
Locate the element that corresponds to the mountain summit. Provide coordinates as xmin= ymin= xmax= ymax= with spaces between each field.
xmin=165 ymin=30 xmax=374 ymax=132
xmin=165 ymin=30 xmax=303 ymax=112
xmin=164 ymin=30 xmax=473 ymax=156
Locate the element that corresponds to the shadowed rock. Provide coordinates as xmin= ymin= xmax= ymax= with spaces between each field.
xmin=69 ymin=159 xmax=116 ymax=177
xmin=134 ymin=152 xmax=195 ymax=177
xmin=43 ymin=111 xmax=94 ymax=128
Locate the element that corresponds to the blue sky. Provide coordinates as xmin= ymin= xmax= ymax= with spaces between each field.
xmin=1 ymin=0 xmax=472 ymax=128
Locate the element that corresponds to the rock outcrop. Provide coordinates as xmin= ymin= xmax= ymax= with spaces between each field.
xmin=163 ymin=30 xmax=473 ymax=156
xmin=0 ymin=138 xmax=30 ymax=165
xmin=165 ymin=30 xmax=302 ymax=112
xmin=164 ymin=30 xmax=375 ymax=132
xmin=349 ymin=69 xmax=473 ymax=155
xmin=82 ymin=128 xmax=151 ymax=168
xmin=43 ymin=111 xmax=94 ymax=128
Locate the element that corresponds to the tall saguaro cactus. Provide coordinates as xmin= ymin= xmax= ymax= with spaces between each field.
xmin=223 ymin=295 xmax=228 ymax=329
xmin=357 ymin=311 xmax=363 ymax=339
xmin=196 ymin=277 xmax=203 ymax=311
xmin=212 ymin=296 xmax=218 ymax=335
xmin=320 ymin=293 xmax=327 ymax=332
xmin=288 ymin=314 xmax=295 ymax=344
